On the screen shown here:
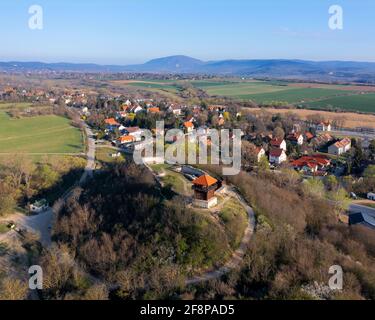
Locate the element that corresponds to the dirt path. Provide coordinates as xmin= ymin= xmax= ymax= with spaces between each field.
xmin=186 ymin=187 xmax=255 ymax=285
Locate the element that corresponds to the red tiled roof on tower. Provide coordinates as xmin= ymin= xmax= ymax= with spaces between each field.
xmin=192 ymin=174 xmax=218 ymax=187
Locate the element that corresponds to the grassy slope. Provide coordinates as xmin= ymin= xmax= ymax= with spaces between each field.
xmin=0 ymin=111 xmax=83 ymax=153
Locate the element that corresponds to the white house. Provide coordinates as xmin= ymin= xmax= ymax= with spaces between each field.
xmin=130 ymin=105 xmax=143 ymax=114
xmin=269 ymin=148 xmax=287 ymax=165
xmin=255 ymin=147 xmax=266 ymax=162
xmin=328 ymin=138 xmax=351 ymax=155
xmin=30 ymin=199 xmax=49 ymax=214
xmin=287 ymin=133 xmax=304 ymax=146
xmin=270 ymin=138 xmax=287 ymax=151
xmin=317 ymin=121 xmax=332 ymax=132
xmin=168 ymin=105 xmax=182 ymax=116
xmin=124 ymin=127 xmax=143 ymax=142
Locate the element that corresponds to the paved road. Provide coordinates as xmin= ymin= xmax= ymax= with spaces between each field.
xmin=186 ymin=187 xmax=255 ymax=285
xmin=318 ymin=129 xmax=375 ymax=139
xmin=0 ymin=123 xmax=96 ymax=248
xmin=349 ymin=203 xmax=375 ymax=217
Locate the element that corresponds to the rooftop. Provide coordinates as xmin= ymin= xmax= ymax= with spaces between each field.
xmin=192 ymin=174 xmax=218 ymax=187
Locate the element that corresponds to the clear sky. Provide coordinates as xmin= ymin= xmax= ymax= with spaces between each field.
xmin=0 ymin=0 xmax=374 ymax=64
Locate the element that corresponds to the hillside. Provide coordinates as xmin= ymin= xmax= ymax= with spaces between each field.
xmin=3 ymin=56 xmax=375 ymax=82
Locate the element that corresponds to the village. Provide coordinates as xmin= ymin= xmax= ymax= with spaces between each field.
xmin=77 ymin=96 xmax=375 ymax=230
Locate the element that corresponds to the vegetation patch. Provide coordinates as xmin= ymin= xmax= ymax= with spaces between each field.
xmin=0 ymin=111 xmax=83 ymax=154
xmin=218 ymin=199 xmax=248 ymax=249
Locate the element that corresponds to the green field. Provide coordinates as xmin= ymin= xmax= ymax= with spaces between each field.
xmin=0 ymin=111 xmax=83 ymax=154
xmin=301 ymin=93 xmax=375 ymax=113
xmin=111 ymin=78 xmax=375 ymax=113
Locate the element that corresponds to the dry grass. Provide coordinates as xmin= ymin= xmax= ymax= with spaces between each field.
xmin=250 ymin=107 xmax=375 ymax=129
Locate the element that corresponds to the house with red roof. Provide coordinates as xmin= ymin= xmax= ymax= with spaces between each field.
xmin=291 ymin=155 xmax=331 ymax=175
xmin=286 ymin=132 xmax=304 ymax=145
xmin=269 ymin=148 xmax=287 ymax=165
xmin=328 ymin=138 xmax=351 ymax=155
xmin=117 ymin=135 xmax=134 ymax=146
xmin=124 ymin=126 xmax=143 ymax=142
xmin=183 ymin=121 xmax=194 ymax=133
xmin=270 ymin=138 xmax=287 ymax=151
xmin=147 ymin=107 xmax=160 ymax=114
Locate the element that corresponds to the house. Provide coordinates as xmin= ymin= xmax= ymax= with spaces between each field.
xmin=116 ymin=111 xmax=128 ymax=119
xmin=168 ymin=105 xmax=182 ymax=116
xmin=317 ymin=121 xmax=332 ymax=132
xmin=183 ymin=121 xmax=194 ymax=133
xmin=30 ymin=199 xmax=49 ymax=214
xmin=130 ymin=105 xmax=143 ymax=114
xmin=287 ymin=132 xmax=304 ymax=145
xmin=304 ymin=132 xmax=315 ymax=142
xmin=312 ymin=133 xmax=334 ymax=149
xmin=104 ymin=118 xmax=120 ymax=126
xmin=104 ymin=118 xmax=120 ymax=131
xmin=255 ymin=147 xmax=266 ymax=162
xmin=147 ymin=107 xmax=160 ymax=114
xmin=269 ymin=148 xmax=287 ymax=165
xmin=124 ymin=127 xmax=143 ymax=142
xmin=291 ymin=155 xmax=331 ymax=175
xmin=328 ymin=138 xmax=351 ymax=155
xmin=117 ymin=135 xmax=134 ymax=146
xmin=270 ymin=138 xmax=287 ymax=151
xmin=367 ymin=192 xmax=375 ymax=201
xmin=192 ymin=174 xmax=219 ymax=208
xmin=208 ymin=105 xmax=226 ymax=113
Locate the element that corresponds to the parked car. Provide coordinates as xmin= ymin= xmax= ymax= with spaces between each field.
xmin=350 ymin=192 xmax=358 ymax=200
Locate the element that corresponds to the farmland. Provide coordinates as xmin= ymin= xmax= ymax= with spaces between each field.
xmin=109 ymin=78 xmax=375 ymax=113
xmin=0 ymin=110 xmax=83 ymax=154
xmin=301 ymin=93 xmax=375 ymax=113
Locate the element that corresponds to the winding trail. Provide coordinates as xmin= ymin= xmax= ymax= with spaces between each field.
xmin=186 ymin=186 xmax=255 ymax=285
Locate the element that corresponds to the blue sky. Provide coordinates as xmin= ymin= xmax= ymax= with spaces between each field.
xmin=0 ymin=0 xmax=374 ymax=64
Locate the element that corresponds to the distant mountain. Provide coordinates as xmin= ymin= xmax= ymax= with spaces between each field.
xmin=2 ymin=55 xmax=375 ymax=82
xmin=123 ymin=55 xmax=204 ymax=73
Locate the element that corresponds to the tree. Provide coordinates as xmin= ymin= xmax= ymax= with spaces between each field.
xmin=258 ymin=156 xmax=270 ymax=173
xmin=369 ymin=140 xmax=375 ymax=160
xmin=364 ymin=165 xmax=375 ymax=178
xmin=273 ymin=127 xmax=285 ymax=140
xmin=329 ymin=187 xmax=350 ymax=213
xmin=0 ymin=183 xmax=16 ymax=217
xmin=302 ymin=179 xmax=325 ymax=199
xmin=241 ymin=141 xmax=257 ymax=168
xmin=324 ymin=175 xmax=338 ymax=191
